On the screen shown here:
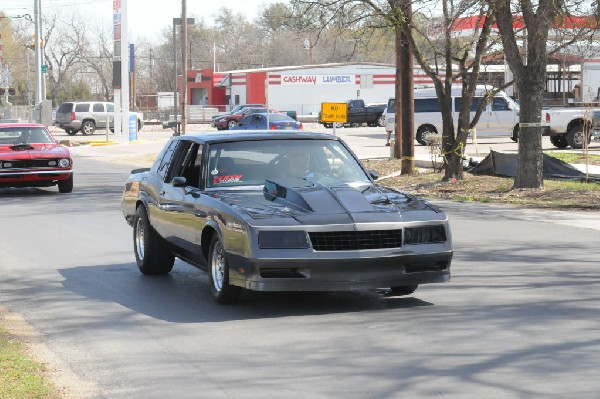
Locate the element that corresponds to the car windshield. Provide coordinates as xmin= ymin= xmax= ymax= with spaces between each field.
xmin=207 ymin=139 xmax=370 ymax=188
xmin=0 ymin=127 xmax=55 ymax=145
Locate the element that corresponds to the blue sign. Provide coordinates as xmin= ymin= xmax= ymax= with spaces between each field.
xmin=129 ymin=114 xmax=137 ymax=141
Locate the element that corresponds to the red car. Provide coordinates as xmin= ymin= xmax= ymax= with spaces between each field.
xmin=0 ymin=123 xmax=74 ymax=193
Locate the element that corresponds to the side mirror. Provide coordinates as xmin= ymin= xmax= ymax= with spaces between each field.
xmin=172 ymin=176 xmax=187 ymax=187
xmin=369 ymin=170 xmax=379 ymax=181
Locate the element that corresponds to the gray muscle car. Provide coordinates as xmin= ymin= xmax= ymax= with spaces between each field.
xmin=121 ymin=131 xmax=453 ymax=304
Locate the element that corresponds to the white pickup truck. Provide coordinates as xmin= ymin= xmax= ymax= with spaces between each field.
xmin=543 ymin=106 xmax=600 ymax=149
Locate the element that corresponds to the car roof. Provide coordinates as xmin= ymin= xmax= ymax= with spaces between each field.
xmin=175 ymin=130 xmax=335 ymax=144
xmin=244 ymin=112 xmax=291 ymax=117
xmin=0 ymin=123 xmax=48 ymax=128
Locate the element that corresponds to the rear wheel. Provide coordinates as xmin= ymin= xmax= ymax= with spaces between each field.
xmin=65 ymin=129 xmax=77 ymax=136
xmin=377 ymin=114 xmax=385 ymax=127
xmin=550 ymin=135 xmax=569 ymax=149
xmin=390 ymin=285 xmax=418 ymax=296
xmin=208 ymin=235 xmax=242 ymax=304
xmin=133 ymin=206 xmax=174 ymax=275
xmin=416 ymin=126 xmax=438 ymax=146
xmin=57 ymin=174 xmax=73 ymax=193
xmin=566 ymin=125 xmax=590 ymax=149
xmin=81 ymin=120 xmax=96 ymax=135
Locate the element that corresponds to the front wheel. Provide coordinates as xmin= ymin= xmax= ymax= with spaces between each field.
xmin=208 ymin=235 xmax=242 ymax=304
xmin=133 ymin=206 xmax=174 ymax=275
xmin=390 ymin=285 xmax=418 ymax=296
xmin=228 ymin=120 xmax=238 ymax=129
xmin=58 ymin=174 xmax=73 ymax=193
xmin=377 ymin=114 xmax=385 ymax=127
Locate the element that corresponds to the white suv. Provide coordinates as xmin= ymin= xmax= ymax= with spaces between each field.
xmin=55 ymin=101 xmax=144 ymax=136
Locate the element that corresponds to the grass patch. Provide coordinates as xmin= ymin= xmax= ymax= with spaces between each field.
xmin=0 ymin=327 xmax=60 ymax=399
xmin=545 ymin=151 xmax=600 ymax=165
xmin=545 ymin=179 xmax=600 ymax=191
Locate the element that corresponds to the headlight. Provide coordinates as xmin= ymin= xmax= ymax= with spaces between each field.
xmin=59 ymin=158 xmax=71 ymax=168
xmin=258 ymin=231 xmax=309 ymax=249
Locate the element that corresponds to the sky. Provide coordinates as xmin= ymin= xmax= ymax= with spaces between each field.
xmin=3 ymin=0 xmax=284 ymax=41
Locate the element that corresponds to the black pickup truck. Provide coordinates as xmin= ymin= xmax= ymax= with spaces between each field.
xmin=319 ymin=99 xmax=386 ymax=128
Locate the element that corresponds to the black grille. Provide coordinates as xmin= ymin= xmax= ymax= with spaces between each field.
xmin=1 ymin=159 xmax=55 ymax=168
xmin=308 ymin=229 xmax=403 ymax=251
xmin=404 ymin=225 xmax=446 ymax=245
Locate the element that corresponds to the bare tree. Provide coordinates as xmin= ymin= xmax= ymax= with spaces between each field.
xmin=42 ymin=12 xmax=89 ymax=105
xmin=79 ymin=24 xmax=114 ymax=101
xmin=491 ymin=0 xmax=599 ymax=189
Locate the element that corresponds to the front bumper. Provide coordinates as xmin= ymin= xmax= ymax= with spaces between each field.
xmin=227 ymin=249 xmax=452 ymax=292
xmin=0 ymin=169 xmax=73 ymax=188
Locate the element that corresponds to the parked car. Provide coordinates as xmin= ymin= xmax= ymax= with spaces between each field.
xmin=211 ymin=104 xmax=265 ymax=127
xmin=230 ymin=112 xmax=303 ymax=131
xmin=385 ymin=85 xmax=520 ymax=145
xmin=120 ymin=131 xmax=453 ymax=304
xmin=54 ymin=101 xmax=144 ymax=136
xmin=542 ymin=106 xmax=600 ymax=149
xmin=213 ymin=107 xmax=278 ymax=130
xmin=0 ymin=123 xmax=73 ymax=193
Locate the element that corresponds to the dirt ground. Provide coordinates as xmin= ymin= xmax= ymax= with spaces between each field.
xmin=363 ymin=157 xmax=600 ymax=210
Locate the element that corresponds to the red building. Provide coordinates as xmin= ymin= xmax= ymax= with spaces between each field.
xmin=179 ymin=69 xmax=227 ymax=111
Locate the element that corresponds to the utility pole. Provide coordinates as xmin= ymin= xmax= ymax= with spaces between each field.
xmin=33 ymin=0 xmax=43 ymax=104
xmin=181 ymin=0 xmax=188 ymax=135
xmin=400 ymin=0 xmax=414 ymax=174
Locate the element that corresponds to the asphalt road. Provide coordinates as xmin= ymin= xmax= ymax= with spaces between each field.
xmin=1 ymin=131 xmax=600 ymax=398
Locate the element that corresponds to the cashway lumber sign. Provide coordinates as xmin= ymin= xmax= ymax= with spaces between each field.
xmin=320 ymin=102 xmax=348 ymax=123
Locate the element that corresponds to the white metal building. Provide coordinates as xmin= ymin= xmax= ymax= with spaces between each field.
xmin=217 ymin=63 xmax=397 ymax=115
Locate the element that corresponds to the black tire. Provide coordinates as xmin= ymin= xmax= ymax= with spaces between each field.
xmin=566 ymin=125 xmax=590 ymax=150
xmin=416 ymin=126 xmax=437 ymax=146
xmin=550 ymin=135 xmax=569 ymax=149
xmin=227 ymin=120 xmax=238 ymax=129
xmin=324 ymin=123 xmax=332 ymax=129
xmin=138 ymin=120 xmax=143 ymax=131
xmin=81 ymin=120 xmax=96 ymax=135
xmin=511 ymin=125 xmax=519 ymax=142
xmin=207 ymin=235 xmax=242 ymax=304
xmin=377 ymin=113 xmax=385 ymax=127
xmin=390 ymin=285 xmax=418 ymax=296
xmin=133 ymin=206 xmax=174 ymax=275
xmin=58 ymin=174 xmax=73 ymax=193
xmin=65 ymin=129 xmax=77 ymax=136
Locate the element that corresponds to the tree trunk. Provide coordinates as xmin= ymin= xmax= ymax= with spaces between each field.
xmin=514 ymin=77 xmax=544 ymax=188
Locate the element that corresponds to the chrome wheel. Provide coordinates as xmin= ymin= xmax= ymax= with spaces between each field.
xmin=135 ymin=217 xmax=145 ymax=262
xmin=211 ymin=239 xmax=225 ymax=292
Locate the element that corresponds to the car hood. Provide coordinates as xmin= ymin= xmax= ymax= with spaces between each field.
xmin=208 ymin=178 xmax=443 ymax=225
xmin=0 ymin=144 xmax=71 ymax=160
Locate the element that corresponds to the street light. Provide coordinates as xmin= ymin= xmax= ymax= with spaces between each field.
xmin=172 ymin=17 xmax=194 ymax=135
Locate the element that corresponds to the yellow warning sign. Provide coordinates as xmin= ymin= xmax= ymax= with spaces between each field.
xmin=320 ymin=102 xmax=348 ymax=123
